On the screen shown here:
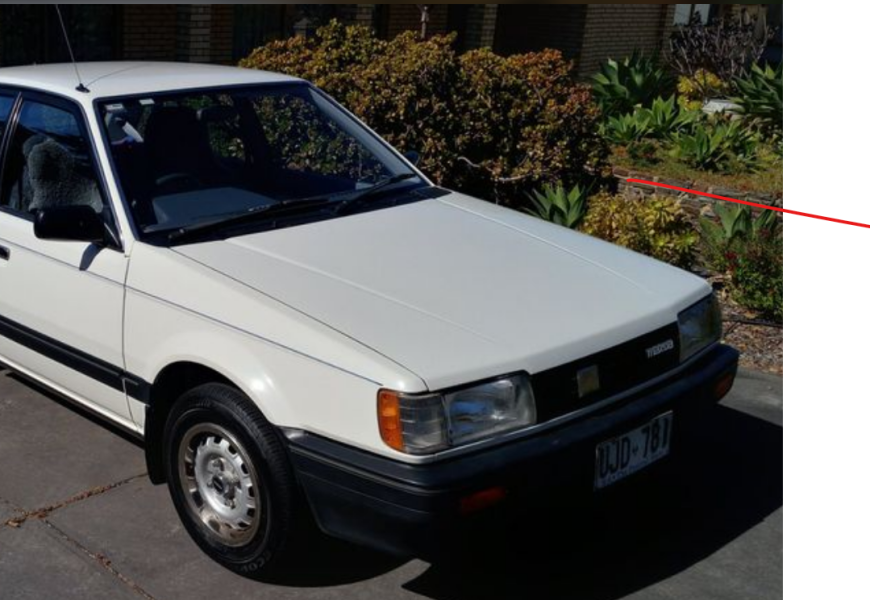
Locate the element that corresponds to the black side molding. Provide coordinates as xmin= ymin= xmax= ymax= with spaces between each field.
xmin=0 ymin=312 xmax=150 ymax=404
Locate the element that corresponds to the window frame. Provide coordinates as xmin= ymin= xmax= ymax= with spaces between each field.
xmin=0 ymin=85 xmax=124 ymax=252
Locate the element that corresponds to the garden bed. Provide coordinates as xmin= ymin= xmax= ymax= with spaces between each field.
xmin=611 ymin=147 xmax=783 ymax=201
xmin=718 ymin=287 xmax=783 ymax=375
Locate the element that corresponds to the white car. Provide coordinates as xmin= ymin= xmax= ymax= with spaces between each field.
xmin=0 ymin=62 xmax=738 ymax=575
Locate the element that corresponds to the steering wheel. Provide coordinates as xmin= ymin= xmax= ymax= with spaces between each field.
xmin=155 ymin=173 xmax=204 ymax=195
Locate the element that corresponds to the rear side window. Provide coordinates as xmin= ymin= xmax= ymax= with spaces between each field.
xmin=0 ymin=99 xmax=107 ymax=219
xmin=0 ymin=94 xmax=14 ymax=138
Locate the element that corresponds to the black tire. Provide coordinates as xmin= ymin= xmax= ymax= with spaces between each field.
xmin=164 ymin=383 xmax=300 ymax=576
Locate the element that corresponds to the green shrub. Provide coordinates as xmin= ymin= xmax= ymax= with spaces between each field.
xmin=583 ymin=194 xmax=698 ymax=269
xmin=728 ymin=233 xmax=783 ymax=322
xmin=240 ymin=22 xmax=384 ymax=104
xmin=733 ymin=63 xmax=783 ymax=140
xmin=525 ymin=182 xmax=593 ymax=230
xmin=241 ymin=21 xmax=609 ymax=204
xmin=669 ymin=117 xmax=760 ymax=172
xmin=590 ymin=52 xmax=675 ymax=116
xmin=456 ymin=48 xmax=609 ymax=202
xmin=700 ymin=203 xmax=783 ymax=321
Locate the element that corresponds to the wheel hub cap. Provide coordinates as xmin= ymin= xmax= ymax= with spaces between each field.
xmin=178 ymin=424 xmax=261 ymax=547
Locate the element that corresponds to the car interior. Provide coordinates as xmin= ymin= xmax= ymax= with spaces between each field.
xmin=102 ymin=89 xmax=391 ymax=235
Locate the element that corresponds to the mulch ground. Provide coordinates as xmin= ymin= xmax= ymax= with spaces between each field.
xmin=716 ymin=288 xmax=783 ymax=375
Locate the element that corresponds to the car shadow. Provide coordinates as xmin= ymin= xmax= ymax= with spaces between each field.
xmin=402 ymin=404 xmax=782 ymax=600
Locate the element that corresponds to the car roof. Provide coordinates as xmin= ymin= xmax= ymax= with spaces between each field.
xmin=0 ymin=62 xmax=303 ymax=102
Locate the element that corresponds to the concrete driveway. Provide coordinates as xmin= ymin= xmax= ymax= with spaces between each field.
xmin=0 ymin=368 xmax=782 ymax=600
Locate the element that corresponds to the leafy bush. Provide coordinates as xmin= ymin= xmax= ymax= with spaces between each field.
xmin=669 ymin=117 xmax=760 ymax=172
xmin=583 ymin=194 xmax=698 ymax=269
xmin=241 ymin=21 xmax=609 ymax=204
xmin=677 ymin=69 xmax=729 ymax=110
xmin=668 ymin=14 xmax=776 ymax=85
xmin=590 ymin=52 xmax=674 ymax=116
xmin=457 ymin=48 xmax=609 ymax=202
xmin=525 ymin=183 xmax=593 ymax=230
xmin=700 ymin=203 xmax=783 ymax=321
xmin=700 ymin=202 xmax=779 ymax=273
xmin=733 ymin=62 xmax=783 ymax=139
xmin=728 ymin=233 xmax=783 ymax=322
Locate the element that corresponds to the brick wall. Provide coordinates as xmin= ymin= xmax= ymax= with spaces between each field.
xmin=465 ymin=4 xmax=498 ymax=50
xmin=576 ymin=4 xmax=674 ymax=76
xmin=121 ymin=4 xmax=176 ymax=61
xmin=384 ymin=4 xmax=449 ymax=39
xmin=494 ymin=4 xmax=586 ymax=58
xmin=337 ymin=4 xmax=376 ymax=27
xmin=176 ymin=4 xmax=212 ymax=64
xmin=210 ymin=4 xmax=233 ymax=65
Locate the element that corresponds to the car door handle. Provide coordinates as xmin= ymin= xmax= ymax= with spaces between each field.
xmin=0 ymin=245 xmax=9 ymax=261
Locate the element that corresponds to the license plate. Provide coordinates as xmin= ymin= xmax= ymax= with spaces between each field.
xmin=594 ymin=412 xmax=673 ymax=490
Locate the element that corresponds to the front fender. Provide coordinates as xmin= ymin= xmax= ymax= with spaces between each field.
xmin=124 ymin=287 xmax=398 ymax=458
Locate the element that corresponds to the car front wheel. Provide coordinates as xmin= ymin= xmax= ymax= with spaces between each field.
xmin=164 ymin=383 xmax=299 ymax=575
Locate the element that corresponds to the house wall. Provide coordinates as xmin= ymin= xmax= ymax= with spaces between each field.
xmin=175 ymin=4 xmax=212 ymax=64
xmin=382 ymin=4 xmax=450 ymax=39
xmin=576 ymin=4 xmax=676 ymax=75
xmin=465 ymin=4 xmax=499 ymax=50
xmin=121 ymin=5 xmax=176 ymax=61
xmin=494 ymin=4 xmax=586 ymax=58
xmin=210 ymin=5 xmax=234 ymax=65
xmin=0 ymin=4 xmax=719 ymax=72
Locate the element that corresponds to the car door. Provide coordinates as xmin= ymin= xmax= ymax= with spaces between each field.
xmin=0 ymin=90 xmax=132 ymax=427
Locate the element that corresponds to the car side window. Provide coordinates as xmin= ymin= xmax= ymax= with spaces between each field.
xmin=0 ymin=99 xmax=106 ymax=220
xmin=0 ymin=94 xmax=15 ymax=139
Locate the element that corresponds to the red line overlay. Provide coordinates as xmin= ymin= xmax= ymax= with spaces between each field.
xmin=627 ymin=179 xmax=870 ymax=230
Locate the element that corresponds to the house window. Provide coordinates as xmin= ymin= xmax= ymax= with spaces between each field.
xmin=674 ymin=4 xmax=712 ymax=26
xmin=0 ymin=5 xmax=119 ymax=67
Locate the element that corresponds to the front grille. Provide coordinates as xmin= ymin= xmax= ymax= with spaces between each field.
xmin=532 ymin=324 xmax=681 ymax=423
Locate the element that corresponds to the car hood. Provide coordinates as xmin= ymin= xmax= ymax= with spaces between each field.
xmin=174 ymin=193 xmax=710 ymax=390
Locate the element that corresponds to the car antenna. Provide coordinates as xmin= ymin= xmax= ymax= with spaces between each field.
xmin=54 ymin=4 xmax=89 ymax=93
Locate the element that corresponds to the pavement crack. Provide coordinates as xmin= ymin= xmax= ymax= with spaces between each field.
xmin=42 ymin=519 xmax=161 ymax=600
xmin=2 ymin=473 xmax=147 ymax=529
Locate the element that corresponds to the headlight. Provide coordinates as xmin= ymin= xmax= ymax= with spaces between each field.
xmin=377 ymin=374 xmax=536 ymax=455
xmin=678 ymin=295 xmax=722 ymax=362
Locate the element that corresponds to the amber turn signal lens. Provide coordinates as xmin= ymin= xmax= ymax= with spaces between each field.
xmin=460 ymin=486 xmax=507 ymax=515
xmin=377 ymin=390 xmax=404 ymax=451
xmin=714 ymin=373 xmax=735 ymax=400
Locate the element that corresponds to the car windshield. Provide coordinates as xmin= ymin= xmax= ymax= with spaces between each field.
xmin=97 ymin=83 xmax=424 ymax=240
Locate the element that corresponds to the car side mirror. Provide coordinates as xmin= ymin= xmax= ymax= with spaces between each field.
xmin=34 ymin=206 xmax=107 ymax=246
xmin=404 ymin=150 xmax=421 ymax=166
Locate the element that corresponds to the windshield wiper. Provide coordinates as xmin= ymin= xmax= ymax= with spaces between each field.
xmin=167 ymin=197 xmax=333 ymax=245
xmin=332 ymin=173 xmax=418 ymax=216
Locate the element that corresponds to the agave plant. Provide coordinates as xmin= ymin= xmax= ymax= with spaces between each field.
xmin=636 ymin=96 xmax=699 ymax=139
xmin=603 ymin=112 xmax=652 ymax=144
xmin=733 ymin=62 xmax=783 ymax=136
xmin=525 ymin=182 xmax=593 ymax=230
xmin=670 ymin=118 xmax=760 ymax=172
xmin=701 ymin=201 xmax=780 ymax=249
xmin=591 ymin=52 xmax=675 ymax=116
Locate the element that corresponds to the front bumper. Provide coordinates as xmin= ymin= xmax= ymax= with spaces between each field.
xmin=287 ymin=344 xmax=739 ymax=556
